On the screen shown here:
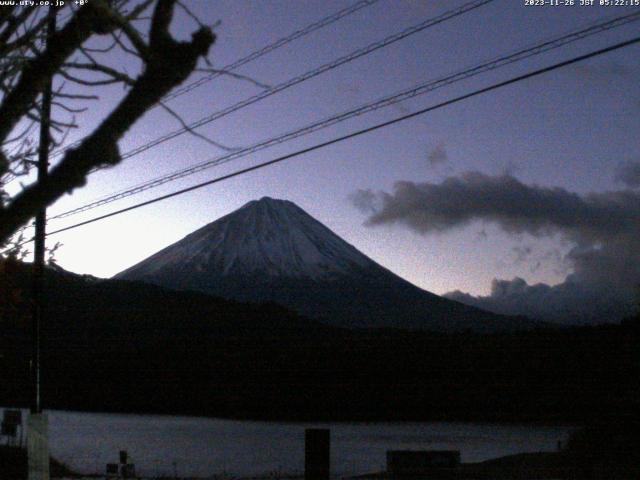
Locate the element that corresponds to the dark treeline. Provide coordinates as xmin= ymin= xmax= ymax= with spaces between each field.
xmin=1 ymin=260 xmax=639 ymax=422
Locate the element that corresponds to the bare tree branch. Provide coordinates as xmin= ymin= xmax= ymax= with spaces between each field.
xmin=105 ymin=7 xmax=151 ymax=59
xmin=63 ymin=61 xmax=137 ymax=85
xmin=195 ymin=67 xmax=271 ymax=90
xmin=0 ymin=0 xmax=215 ymax=243
xmin=53 ymin=91 xmax=99 ymax=101
xmin=0 ymin=2 xmax=119 ymax=142
xmin=159 ymin=101 xmax=238 ymax=152
xmin=51 ymin=101 xmax=89 ymax=114
xmin=59 ymin=68 xmax=130 ymax=86
xmin=0 ymin=12 xmax=49 ymax=56
xmin=0 ymin=8 xmax=37 ymax=51
xmin=110 ymin=29 xmax=144 ymax=59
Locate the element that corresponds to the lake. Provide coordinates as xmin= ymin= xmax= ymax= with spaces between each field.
xmin=3 ymin=408 xmax=574 ymax=477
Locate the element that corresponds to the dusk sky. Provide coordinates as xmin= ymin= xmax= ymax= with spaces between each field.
xmin=11 ymin=0 xmax=640 ymax=322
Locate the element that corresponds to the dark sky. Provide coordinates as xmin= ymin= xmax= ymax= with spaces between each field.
xmin=20 ymin=0 xmax=640 ymax=322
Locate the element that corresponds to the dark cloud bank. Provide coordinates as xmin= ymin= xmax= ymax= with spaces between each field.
xmin=615 ymin=160 xmax=640 ymax=189
xmin=351 ymin=171 xmax=640 ymax=324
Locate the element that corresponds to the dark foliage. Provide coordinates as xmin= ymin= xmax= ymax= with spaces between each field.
xmin=1 ymin=260 xmax=639 ymax=422
xmin=0 ymin=0 xmax=215 ymax=244
xmin=564 ymin=420 xmax=640 ymax=467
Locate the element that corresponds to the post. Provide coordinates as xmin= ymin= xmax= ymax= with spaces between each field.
xmin=27 ymin=414 xmax=49 ymax=480
xmin=305 ymin=428 xmax=330 ymax=480
xmin=32 ymin=2 xmax=56 ymax=417
xmin=28 ymin=6 xmax=56 ymax=480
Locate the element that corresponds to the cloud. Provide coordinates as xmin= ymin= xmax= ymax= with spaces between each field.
xmin=445 ymin=278 xmax=576 ymax=321
xmin=614 ymin=160 xmax=640 ymax=189
xmin=355 ymin=171 xmax=639 ymax=238
xmin=352 ymin=172 xmax=640 ymax=323
xmin=512 ymin=245 xmax=533 ymax=264
xmin=427 ymin=143 xmax=448 ymax=166
xmin=348 ymin=189 xmax=378 ymax=215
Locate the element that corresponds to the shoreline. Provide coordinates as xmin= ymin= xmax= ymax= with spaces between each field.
xmin=0 ymin=404 xmax=590 ymax=427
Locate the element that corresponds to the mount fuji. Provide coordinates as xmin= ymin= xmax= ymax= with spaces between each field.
xmin=115 ymin=197 xmax=534 ymax=332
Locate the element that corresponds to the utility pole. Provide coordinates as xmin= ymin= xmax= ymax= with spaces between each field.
xmin=28 ymin=6 xmax=56 ymax=480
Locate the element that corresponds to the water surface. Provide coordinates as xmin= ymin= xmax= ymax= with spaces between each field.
xmin=4 ymin=409 xmax=574 ymax=477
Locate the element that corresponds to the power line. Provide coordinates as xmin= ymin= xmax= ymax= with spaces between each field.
xmin=46 ymin=0 xmax=381 ymax=159
xmin=49 ymin=10 xmax=640 ymax=220
xmin=40 ymin=35 xmax=640 ymax=240
xmin=163 ymin=0 xmax=380 ymax=102
xmin=49 ymin=0 xmax=494 ymax=169
xmin=116 ymin=0 xmax=493 ymax=160
xmin=3 ymin=0 xmax=493 ymax=246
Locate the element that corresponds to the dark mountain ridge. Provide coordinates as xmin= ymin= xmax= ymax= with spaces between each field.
xmin=1 ymin=259 xmax=638 ymax=422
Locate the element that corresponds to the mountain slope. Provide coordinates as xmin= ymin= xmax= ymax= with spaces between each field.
xmin=116 ymin=197 xmax=374 ymax=279
xmin=116 ymin=197 xmax=536 ymax=332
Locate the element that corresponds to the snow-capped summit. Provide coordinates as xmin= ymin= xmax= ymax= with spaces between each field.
xmin=116 ymin=198 xmax=535 ymax=332
xmin=117 ymin=197 xmax=372 ymax=280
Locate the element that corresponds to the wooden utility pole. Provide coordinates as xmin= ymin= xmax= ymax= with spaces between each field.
xmin=28 ymin=6 xmax=56 ymax=480
xmin=32 ymin=6 xmax=55 ymax=415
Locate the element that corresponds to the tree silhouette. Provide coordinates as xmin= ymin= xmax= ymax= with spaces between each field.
xmin=0 ymin=0 xmax=215 ymax=246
